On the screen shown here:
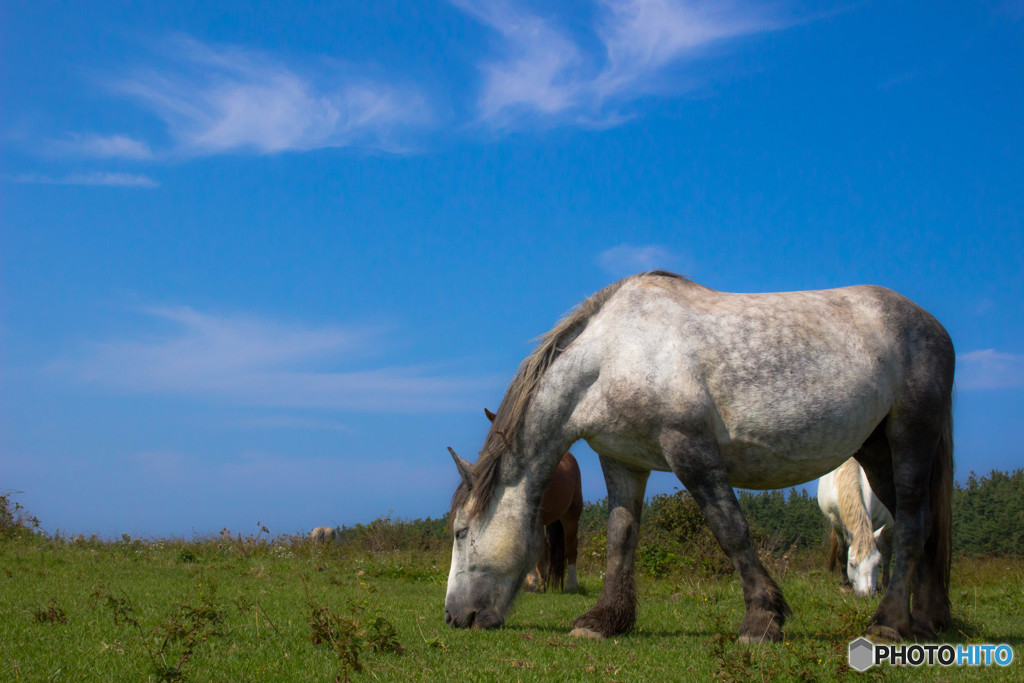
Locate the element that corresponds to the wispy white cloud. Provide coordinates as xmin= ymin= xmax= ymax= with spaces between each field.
xmin=10 ymin=172 xmax=159 ymax=187
xmin=957 ymin=349 xmax=1024 ymax=390
xmin=108 ymin=37 xmax=430 ymax=156
xmin=597 ymin=243 xmax=680 ymax=276
xmin=456 ymin=0 xmax=787 ymax=127
xmin=46 ymin=133 xmax=154 ymax=160
xmin=452 ymin=0 xmax=590 ymax=121
xmin=596 ymin=0 xmax=781 ymax=95
xmin=51 ymin=307 xmax=497 ymax=412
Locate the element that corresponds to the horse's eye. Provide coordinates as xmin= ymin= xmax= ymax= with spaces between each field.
xmin=455 ymin=527 xmax=468 ymax=541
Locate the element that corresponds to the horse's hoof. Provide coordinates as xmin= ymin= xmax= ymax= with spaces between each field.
xmin=738 ymin=610 xmax=784 ymax=644
xmin=910 ymin=621 xmax=937 ymax=641
xmin=866 ymin=624 xmax=902 ymax=642
xmin=570 ymin=627 xmax=604 ymax=640
xmin=738 ymin=629 xmax=783 ymax=644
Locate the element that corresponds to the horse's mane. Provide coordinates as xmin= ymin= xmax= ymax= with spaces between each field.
xmin=836 ymin=459 xmax=875 ymax=565
xmin=450 ymin=271 xmax=683 ymax=524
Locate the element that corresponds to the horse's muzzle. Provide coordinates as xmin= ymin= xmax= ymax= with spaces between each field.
xmin=445 ymin=608 xmax=474 ymax=628
xmin=445 ymin=607 xmax=503 ymax=629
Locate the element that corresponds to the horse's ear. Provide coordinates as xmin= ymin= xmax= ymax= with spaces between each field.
xmin=448 ymin=446 xmax=474 ymax=489
xmin=484 ymin=408 xmax=496 ymax=423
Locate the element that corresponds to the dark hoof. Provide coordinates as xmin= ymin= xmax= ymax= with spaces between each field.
xmin=738 ymin=612 xmax=784 ymax=643
xmin=572 ymin=607 xmax=634 ymax=638
xmin=910 ymin=619 xmax=937 ymax=641
xmin=866 ymin=624 xmax=903 ymax=642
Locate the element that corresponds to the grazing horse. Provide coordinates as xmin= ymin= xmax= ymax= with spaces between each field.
xmin=485 ymin=408 xmax=583 ymax=593
xmin=445 ymin=272 xmax=953 ymax=643
xmin=311 ymin=526 xmax=337 ymax=544
xmin=818 ymin=458 xmax=894 ymax=596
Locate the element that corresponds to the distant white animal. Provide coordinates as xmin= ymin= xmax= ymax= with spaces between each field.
xmin=311 ymin=526 xmax=337 ymax=544
xmin=818 ymin=458 xmax=894 ymax=597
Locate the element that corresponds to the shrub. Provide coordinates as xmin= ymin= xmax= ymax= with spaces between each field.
xmin=0 ymin=491 xmax=40 ymax=541
xmin=576 ymin=487 xmax=827 ymax=580
xmin=335 ymin=514 xmax=449 ymax=555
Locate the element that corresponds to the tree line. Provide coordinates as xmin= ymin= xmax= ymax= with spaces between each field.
xmin=577 ymin=468 xmax=1024 ymax=564
xmin=319 ymin=468 xmax=1023 ymax=562
xmin=5 ymin=469 xmax=1019 ymax=559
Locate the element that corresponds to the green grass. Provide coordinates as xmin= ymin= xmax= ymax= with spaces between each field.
xmin=2 ymin=532 xmax=1022 ymax=681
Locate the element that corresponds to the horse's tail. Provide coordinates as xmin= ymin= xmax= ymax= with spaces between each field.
xmin=546 ymin=521 xmax=566 ymax=592
xmin=828 ymin=527 xmax=838 ymax=571
xmin=925 ymin=392 xmax=954 ymax=627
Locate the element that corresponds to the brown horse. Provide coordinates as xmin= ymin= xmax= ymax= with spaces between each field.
xmin=486 ymin=408 xmax=583 ymax=592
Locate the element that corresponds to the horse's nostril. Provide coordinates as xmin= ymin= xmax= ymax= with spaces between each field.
xmin=445 ymin=610 xmax=453 ymax=626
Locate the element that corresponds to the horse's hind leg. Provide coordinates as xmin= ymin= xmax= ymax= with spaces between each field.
xmin=861 ymin=408 xmax=952 ymax=641
xmin=664 ymin=431 xmax=790 ymax=643
xmin=571 ymin=456 xmax=648 ymax=638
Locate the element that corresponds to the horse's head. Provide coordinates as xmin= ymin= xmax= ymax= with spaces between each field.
xmin=444 ymin=447 xmax=539 ymax=629
xmin=848 ymin=527 xmax=886 ymax=597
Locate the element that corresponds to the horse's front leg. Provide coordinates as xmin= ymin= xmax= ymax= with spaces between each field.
xmin=563 ymin=511 xmax=581 ymax=593
xmin=664 ymin=431 xmax=790 ymax=643
xmin=571 ymin=456 xmax=648 ymax=638
xmin=523 ymin=527 xmax=547 ymax=592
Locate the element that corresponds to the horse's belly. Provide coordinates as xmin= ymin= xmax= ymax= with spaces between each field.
xmin=718 ymin=420 xmax=875 ymax=489
xmin=722 ymin=443 xmax=850 ymax=489
xmin=714 ymin=382 xmax=891 ymax=489
xmin=584 ymin=433 xmax=673 ymax=472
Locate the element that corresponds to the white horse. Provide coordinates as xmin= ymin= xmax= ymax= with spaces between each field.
xmin=445 ymin=272 xmax=953 ymax=643
xmin=311 ymin=526 xmax=337 ymax=544
xmin=818 ymin=458 xmax=894 ymax=596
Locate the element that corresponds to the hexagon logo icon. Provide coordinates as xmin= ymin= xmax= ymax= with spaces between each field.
xmin=849 ymin=637 xmax=875 ymax=672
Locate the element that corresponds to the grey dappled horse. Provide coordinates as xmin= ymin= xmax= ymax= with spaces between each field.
xmin=445 ymin=272 xmax=953 ymax=643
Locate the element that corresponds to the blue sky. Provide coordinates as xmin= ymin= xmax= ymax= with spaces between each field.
xmin=2 ymin=1 xmax=1022 ymax=538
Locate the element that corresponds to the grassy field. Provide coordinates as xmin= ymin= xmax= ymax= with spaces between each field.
xmin=2 ymin=525 xmax=1022 ymax=682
